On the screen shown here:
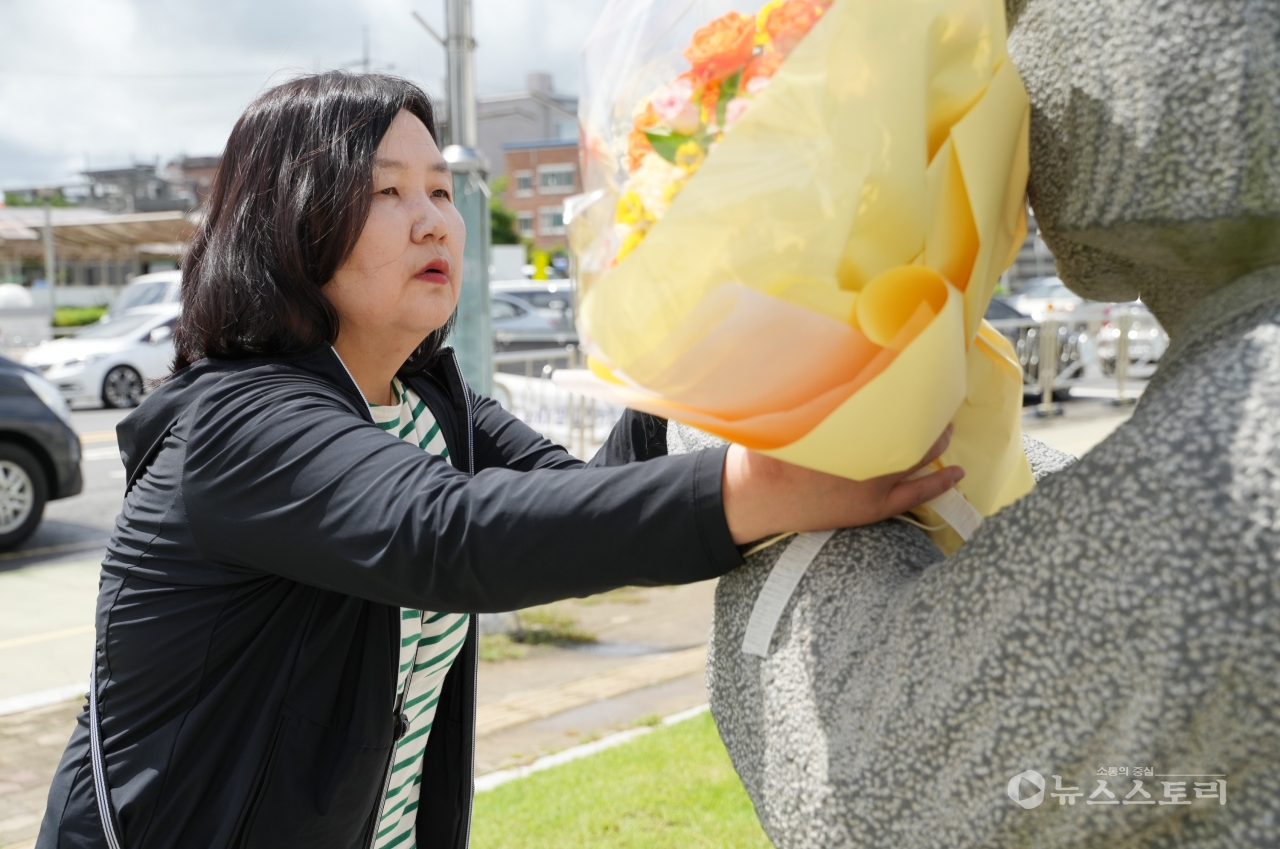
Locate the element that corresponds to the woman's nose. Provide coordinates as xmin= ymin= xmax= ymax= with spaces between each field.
xmin=410 ymin=194 xmax=448 ymax=244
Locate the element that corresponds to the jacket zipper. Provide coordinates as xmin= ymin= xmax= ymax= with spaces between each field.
xmin=337 ymin=341 xmax=416 ymax=849
xmin=368 ymin=647 xmax=416 ymax=849
xmin=450 ymin=350 xmax=478 ymax=849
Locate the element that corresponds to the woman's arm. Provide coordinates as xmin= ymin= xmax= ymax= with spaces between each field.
xmin=465 ymin=393 xmax=963 ymax=534
xmin=180 ymin=370 xmax=739 ymax=613
xmin=181 ymin=368 xmax=959 ymax=613
xmin=466 ymin=391 xmax=668 ymax=473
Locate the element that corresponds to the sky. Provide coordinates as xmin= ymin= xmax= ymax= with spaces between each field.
xmin=0 ymin=0 xmax=609 ymax=189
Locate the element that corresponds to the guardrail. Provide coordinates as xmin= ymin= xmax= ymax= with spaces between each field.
xmin=491 ymin=346 xmax=624 ymax=458
xmin=988 ymin=304 xmax=1166 ymax=414
xmin=488 ymin=308 xmax=1168 ymax=454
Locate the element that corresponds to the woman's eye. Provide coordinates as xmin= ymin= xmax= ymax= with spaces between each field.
xmin=432 ymin=188 xmax=451 ymax=200
xmin=378 ymin=187 xmax=398 ymax=196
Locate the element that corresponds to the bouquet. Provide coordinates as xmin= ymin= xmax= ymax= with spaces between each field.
xmin=564 ymin=0 xmax=1034 ymax=550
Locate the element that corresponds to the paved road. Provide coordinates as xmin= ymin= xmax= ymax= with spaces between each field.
xmin=1 ymin=405 xmax=130 ymax=569
xmin=0 ymin=404 xmax=128 ymax=708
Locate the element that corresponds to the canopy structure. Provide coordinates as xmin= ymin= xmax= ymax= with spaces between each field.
xmin=0 ymin=208 xmax=196 ymax=286
xmin=0 ymin=210 xmax=195 ymax=259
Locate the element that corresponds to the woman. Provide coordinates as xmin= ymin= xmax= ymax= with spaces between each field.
xmin=38 ymin=72 xmax=961 ymax=849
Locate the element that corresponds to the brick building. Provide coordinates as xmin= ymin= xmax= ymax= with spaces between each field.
xmin=502 ymin=139 xmax=580 ymax=252
xmin=478 ymin=73 xmax=578 ymax=180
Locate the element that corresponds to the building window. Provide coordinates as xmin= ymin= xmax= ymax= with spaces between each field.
xmin=539 ymin=206 xmax=565 ymax=236
xmin=537 ymin=164 xmax=576 ymax=195
xmin=514 ymin=170 xmax=534 ymax=198
xmin=516 ymin=211 xmax=535 ymax=238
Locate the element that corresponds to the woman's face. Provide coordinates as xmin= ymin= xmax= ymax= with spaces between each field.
xmin=325 ymin=109 xmax=464 ymax=347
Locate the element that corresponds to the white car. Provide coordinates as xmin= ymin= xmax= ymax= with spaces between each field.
xmin=107 ymin=270 xmax=182 ymax=319
xmin=23 ymin=304 xmax=180 ymax=408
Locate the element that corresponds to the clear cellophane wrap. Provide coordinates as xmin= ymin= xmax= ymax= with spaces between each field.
xmin=568 ymin=0 xmax=1035 ymax=552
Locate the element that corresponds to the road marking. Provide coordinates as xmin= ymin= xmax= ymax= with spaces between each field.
xmin=475 ymin=704 xmax=710 ymax=793
xmin=475 ymin=645 xmax=706 ymax=737
xmin=0 ymin=624 xmax=94 ymax=652
xmin=82 ymin=447 xmax=123 ymax=461
xmin=78 ymin=430 xmax=117 ymax=444
xmin=0 ymin=540 xmax=106 ymax=562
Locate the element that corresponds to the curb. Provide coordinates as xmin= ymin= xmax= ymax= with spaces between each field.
xmin=475 ymin=703 xmax=710 ymax=793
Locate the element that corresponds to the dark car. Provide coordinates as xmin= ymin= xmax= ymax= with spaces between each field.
xmin=0 ymin=354 xmax=84 ymax=548
xmin=490 ymin=291 xmax=576 ymax=350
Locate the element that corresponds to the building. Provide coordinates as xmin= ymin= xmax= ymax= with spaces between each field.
xmin=81 ymin=164 xmax=196 ymax=214
xmin=477 ymin=73 xmax=578 ymax=180
xmin=502 ymin=139 xmax=580 ymax=252
xmin=163 ymin=156 xmax=221 ymax=208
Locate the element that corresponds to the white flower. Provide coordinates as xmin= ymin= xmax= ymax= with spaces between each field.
xmin=624 ymin=152 xmax=684 ymax=220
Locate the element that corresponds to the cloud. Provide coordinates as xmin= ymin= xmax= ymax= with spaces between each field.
xmin=0 ymin=0 xmax=607 ymax=188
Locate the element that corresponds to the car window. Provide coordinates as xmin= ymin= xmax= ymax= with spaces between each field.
xmin=491 ymin=299 xmax=522 ymax=320
xmin=114 ymin=281 xmax=170 ymax=313
xmin=1022 ymin=280 xmax=1075 ymax=299
xmin=500 ymin=290 xmax=571 ymax=310
xmin=984 ymin=299 xmax=1022 ymax=320
xmin=75 ymin=313 xmax=158 ymax=339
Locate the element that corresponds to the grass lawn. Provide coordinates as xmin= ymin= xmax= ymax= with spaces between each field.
xmin=471 ymin=711 xmax=773 ymax=849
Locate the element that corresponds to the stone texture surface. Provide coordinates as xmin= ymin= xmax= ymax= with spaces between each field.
xmin=1005 ymin=0 xmax=1280 ymax=332
xmin=681 ymin=267 xmax=1280 ymax=847
xmin=685 ymin=2 xmax=1280 ymax=844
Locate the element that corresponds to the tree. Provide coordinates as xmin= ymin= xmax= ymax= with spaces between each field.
xmin=488 ymin=175 xmax=521 ymax=245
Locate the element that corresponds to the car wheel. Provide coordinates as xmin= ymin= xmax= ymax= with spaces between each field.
xmin=102 ymin=365 xmax=143 ymax=408
xmin=0 ymin=443 xmax=48 ymax=550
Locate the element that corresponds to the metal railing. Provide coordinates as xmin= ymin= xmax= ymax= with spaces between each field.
xmin=491 ymin=345 xmax=624 ymax=459
xmin=487 ymin=308 xmax=1168 ymax=450
xmin=988 ymin=304 xmax=1166 ymax=413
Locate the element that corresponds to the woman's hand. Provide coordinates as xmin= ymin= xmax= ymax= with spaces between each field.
xmin=721 ymin=425 xmax=963 ymax=545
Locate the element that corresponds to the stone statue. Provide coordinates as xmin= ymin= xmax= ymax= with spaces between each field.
xmin=674 ymin=0 xmax=1280 ymax=844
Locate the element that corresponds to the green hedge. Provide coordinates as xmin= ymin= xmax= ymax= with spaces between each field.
xmin=53 ymin=306 xmax=107 ymax=327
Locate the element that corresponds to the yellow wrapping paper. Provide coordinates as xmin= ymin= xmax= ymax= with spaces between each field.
xmin=571 ymin=0 xmax=1035 ymax=550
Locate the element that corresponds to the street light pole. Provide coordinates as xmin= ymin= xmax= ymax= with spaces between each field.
xmin=438 ymin=0 xmax=492 ymax=395
xmin=42 ymin=202 xmax=56 ymax=320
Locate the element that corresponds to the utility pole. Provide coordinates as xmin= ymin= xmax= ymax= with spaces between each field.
xmin=41 ymin=199 xmax=56 ymax=320
xmin=418 ymin=1 xmax=491 ymax=394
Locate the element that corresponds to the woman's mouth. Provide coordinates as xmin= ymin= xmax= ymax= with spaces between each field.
xmin=415 ymin=257 xmax=451 ymax=285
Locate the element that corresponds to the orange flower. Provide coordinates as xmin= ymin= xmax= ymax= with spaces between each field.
xmin=700 ymin=79 xmax=722 ymax=123
xmin=741 ymin=49 xmax=784 ymax=91
xmin=633 ymin=102 xmax=662 ymax=131
xmin=627 ymin=127 xmax=654 ymax=172
xmin=685 ymin=11 xmax=756 ymax=82
xmin=762 ymin=0 xmax=832 ymax=55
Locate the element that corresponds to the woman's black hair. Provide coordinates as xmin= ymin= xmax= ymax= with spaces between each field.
xmin=174 ymin=71 xmax=454 ymax=374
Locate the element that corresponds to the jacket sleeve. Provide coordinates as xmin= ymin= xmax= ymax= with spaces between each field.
xmin=468 ymin=392 xmax=668 ymax=473
xmin=180 ymin=371 xmax=740 ymax=612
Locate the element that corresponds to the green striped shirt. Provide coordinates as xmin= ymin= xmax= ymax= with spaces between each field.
xmin=368 ymin=378 xmax=469 ymax=849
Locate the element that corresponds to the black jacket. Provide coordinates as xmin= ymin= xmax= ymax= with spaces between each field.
xmin=38 ymin=347 xmax=740 ymax=849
